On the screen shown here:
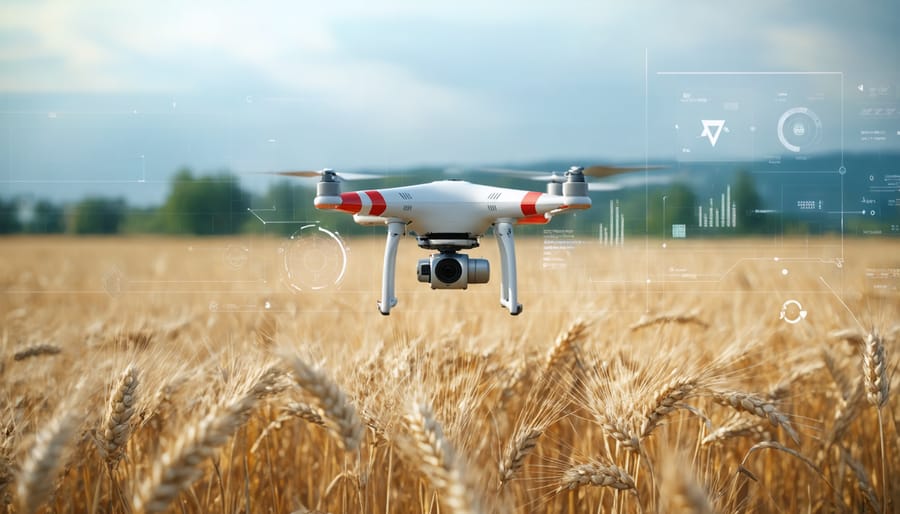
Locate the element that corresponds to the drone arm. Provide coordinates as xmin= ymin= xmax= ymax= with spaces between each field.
xmin=378 ymin=220 xmax=405 ymax=315
xmin=495 ymin=220 xmax=522 ymax=315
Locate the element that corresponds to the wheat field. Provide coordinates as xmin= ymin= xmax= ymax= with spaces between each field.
xmin=0 ymin=235 xmax=897 ymax=513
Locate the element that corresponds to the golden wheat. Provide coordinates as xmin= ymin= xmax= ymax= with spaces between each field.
xmin=100 ymin=364 xmax=139 ymax=468
xmin=0 ymin=236 xmax=897 ymax=513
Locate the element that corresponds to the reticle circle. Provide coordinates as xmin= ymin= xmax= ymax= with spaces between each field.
xmin=283 ymin=224 xmax=348 ymax=291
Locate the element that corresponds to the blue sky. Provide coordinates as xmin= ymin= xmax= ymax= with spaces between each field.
xmin=1 ymin=1 xmax=899 ymax=204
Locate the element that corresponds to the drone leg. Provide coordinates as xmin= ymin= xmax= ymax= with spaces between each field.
xmin=378 ymin=220 xmax=404 ymax=315
xmin=495 ymin=221 xmax=522 ymax=315
xmin=496 ymin=226 xmax=509 ymax=305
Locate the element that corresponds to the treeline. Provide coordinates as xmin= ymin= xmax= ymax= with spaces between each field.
xmin=2 ymin=169 xmax=244 ymax=235
xmin=0 ymin=167 xmax=881 ymax=237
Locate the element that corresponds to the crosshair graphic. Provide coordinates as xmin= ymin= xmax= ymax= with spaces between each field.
xmin=282 ymin=224 xmax=348 ymax=291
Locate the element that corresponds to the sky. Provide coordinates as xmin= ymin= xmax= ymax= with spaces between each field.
xmin=1 ymin=0 xmax=899 ymax=204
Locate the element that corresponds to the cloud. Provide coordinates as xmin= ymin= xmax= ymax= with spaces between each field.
xmin=0 ymin=1 xmax=506 ymax=137
xmin=1 ymin=0 xmax=896 ymax=170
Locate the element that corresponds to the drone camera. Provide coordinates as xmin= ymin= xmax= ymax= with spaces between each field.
xmin=417 ymin=252 xmax=489 ymax=289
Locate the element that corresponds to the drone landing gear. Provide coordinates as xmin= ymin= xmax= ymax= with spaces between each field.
xmin=495 ymin=220 xmax=523 ymax=315
xmin=378 ymin=220 xmax=405 ymax=315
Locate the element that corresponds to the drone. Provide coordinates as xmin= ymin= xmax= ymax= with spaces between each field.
xmin=269 ymin=165 xmax=642 ymax=315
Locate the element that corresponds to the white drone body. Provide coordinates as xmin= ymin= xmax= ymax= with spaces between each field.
xmin=267 ymin=164 xmax=651 ymax=314
xmin=298 ymin=166 xmax=600 ymax=315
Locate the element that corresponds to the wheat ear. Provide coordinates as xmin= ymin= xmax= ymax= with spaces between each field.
xmin=543 ymin=319 xmax=587 ymax=377
xmin=556 ymin=461 xmax=636 ymax=493
xmin=841 ymin=448 xmax=880 ymax=513
xmin=405 ymin=401 xmax=478 ymax=514
xmin=133 ymin=372 xmax=275 ymax=513
xmin=17 ymin=411 xmax=79 ymax=514
xmin=599 ymin=416 xmax=641 ymax=452
xmin=100 ymin=364 xmax=139 ymax=468
xmin=287 ymin=357 xmax=363 ymax=451
xmin=250 ymin=401 xmax=326 ymax=454
xmin=711 ymin=390 xmax=799 ymax=444
xmin=13 ymin=344 xmax=61 ymax=362
xmin=640 ymin=377 xmax=697 ymax=438
xmin=863 ymin=330 xmax=889 ymax=408
xmin=629 ymin=311 xmax=709 ymax=332
xmin=498 ymin=427 xmax=541 ymax=485
xmin=702 ymin=416 xmax=766 ymax=446
xmin=658 ymin=454 xmax=715 ymax=514
xmin=498 ymin=321 xmax=587 ymax=485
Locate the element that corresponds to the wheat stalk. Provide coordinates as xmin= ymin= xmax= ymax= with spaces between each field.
xmin=287 ymin=356 xmax=363 ymax=452
xmin=737 ymin=441 xmax=822 ymax=482
xmin=100 ymin=364 xmax=139 ymax=468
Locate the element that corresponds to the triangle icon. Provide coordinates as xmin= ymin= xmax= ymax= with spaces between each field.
xmin=700 ymin=119 xmax=726 ymax=147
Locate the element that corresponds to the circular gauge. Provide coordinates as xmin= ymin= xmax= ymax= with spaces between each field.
xmin=777 ymin=107 xmax=822 ymax=153
xmin=283 ymin=225 xmax=348 ymax=291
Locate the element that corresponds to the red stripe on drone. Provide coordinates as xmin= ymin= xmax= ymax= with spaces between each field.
xmin=366 ymin=190 xmax=386 ymax=216
xmin=337 ymin=192 xmax=363 ymax=214
xmin=518 ymin=214 xmax=549 ymax=225
xmin=520 ymin=191 xmax=542 ymax=216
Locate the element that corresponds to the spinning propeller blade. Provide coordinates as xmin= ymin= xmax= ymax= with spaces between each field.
xmin=582 ymin=165 xmax=660 ymax=178
xmin=478 ymin=164 xmax=662 ymax=181
xmin=257 ymin=169 xmax=385 ymax=181
xmin=477 ymin=168 xmax=563 ymax=182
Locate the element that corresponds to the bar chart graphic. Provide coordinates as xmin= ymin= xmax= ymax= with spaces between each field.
xmin=698 ymin=185 xmax=737 ymax=229
xmin=599 ymin=199 xmax=625 ymax=246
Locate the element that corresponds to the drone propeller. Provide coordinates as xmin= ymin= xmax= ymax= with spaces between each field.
xmin=478 ymin=168 xmax=565 ymax=182
xmin=479 ymin=164 xmax=659 ymax=182
xmin=582 ymin=165 xmax=661 ymax=178
xmin=257 ymin=169 xmax=385 ymax=181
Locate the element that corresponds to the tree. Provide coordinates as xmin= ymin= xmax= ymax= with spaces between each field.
xmin=731 ymin=170 xmax=767 ymax=234
xmin=160 ymin=169 xmax=250 ymax=235
xmin=68 ymin=197 xmax=125 ymax=234
xmin=0 ymin=198 xmax=20 ymax=233
xmin=24 ymin=200 xmax=65 ymax=233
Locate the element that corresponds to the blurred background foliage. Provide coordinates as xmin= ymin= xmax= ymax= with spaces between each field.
xmin=0 ymin=155 xmax=893 ymax=238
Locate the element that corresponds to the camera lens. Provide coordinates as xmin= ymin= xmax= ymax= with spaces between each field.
xmin=433 ymin=257 xmax=463 ymax=284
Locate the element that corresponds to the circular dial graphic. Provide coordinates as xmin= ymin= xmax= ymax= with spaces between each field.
xmin=777 ymin=107 xmax=822 ymax=153
xmin=282 ymin=225 xmax=348 ymax=291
